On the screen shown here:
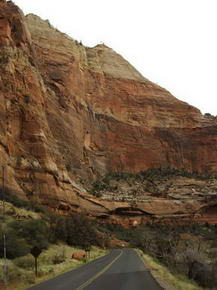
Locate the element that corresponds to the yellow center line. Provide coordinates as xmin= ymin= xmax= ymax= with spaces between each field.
xmin=76 ymin=250 xmax=123 ymax=290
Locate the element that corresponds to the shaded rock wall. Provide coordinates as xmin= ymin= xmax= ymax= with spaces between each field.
xmin=0 ymin=1 xmax=217 ymax=218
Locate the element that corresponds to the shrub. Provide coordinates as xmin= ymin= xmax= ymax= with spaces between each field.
xmin=0 ymin=219 xmax=49 ymax=262
xmin=13 ymin=255 xmax=34 ymax=270
xmin=9 ymin=219 xmax=49 ymax=250
xmin=0 ymin=227 xmax=29 ymax=259
xmin=49 ymin=213 xmax=106 ymax=249
xmin=0 ymin=260 xmax=22 ymax=282
xmin=52 ymin=254 xmax=65 ymax=265
xmin=0 ymin=187 xmax=46 ymax=214
xmin=65 ymin=214 xmax=99 ymax=248
xmin=0 ymin=187 xmax=29 ymax=208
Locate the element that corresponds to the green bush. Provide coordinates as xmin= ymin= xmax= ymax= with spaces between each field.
xmin=13 ymin=255 xmax=34 ymax=270
xmin=48 ymin=213 xmax=107 ymax=249
xmin=0 ymin=219 xmax=49 ymax=259
xmin=65 ymin=214 xmax=102 ymax=248
xmin=0 ymin=227 xmax=29 ymax=259
xmin=0 ymin=261 xmax=22 ymax=282
xmin=9 ymin=219 xmax=49 ymax=250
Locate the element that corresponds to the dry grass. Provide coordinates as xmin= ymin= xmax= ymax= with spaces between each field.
xmin=0 ymin=201 xmax=40 ymax=222
xmin=0 ymin=244 xmax=107 ymax=290
xmin=137 ymin=250 xmax=202 ymax=290
xmin=0 ymin=201 xmax=107 ymax=289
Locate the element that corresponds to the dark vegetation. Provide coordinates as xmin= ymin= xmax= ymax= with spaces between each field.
xmin=0 ymin=219 xmax=48 ymax=259
xmin=1 ymin=186 xmax=217 ymax=288
xmin=46 ymin=212 xmax=108 ymax=249
xmin=90 ymin=168 xmax=217 ymax=197
xmin=99 ymin=222 xmax=217 ymax=289
xmin=0 ymin=188 xmax=108 ymax=260
xmin=0 ymin=187 xmax=46 ymax=213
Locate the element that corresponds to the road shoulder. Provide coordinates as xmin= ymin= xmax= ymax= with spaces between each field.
xmin=136 ymin=249 xmax=201 ymax=290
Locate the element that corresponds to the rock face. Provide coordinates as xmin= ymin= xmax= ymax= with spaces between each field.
xmin=0 ymin=1 xmax=217 ymax=221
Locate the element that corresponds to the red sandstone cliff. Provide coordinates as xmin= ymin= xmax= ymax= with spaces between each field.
xmin=0 ymin=1 xmax=217 ymax=219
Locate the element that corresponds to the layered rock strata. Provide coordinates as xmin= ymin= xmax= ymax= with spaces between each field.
xmin=0 ymin=1 xmax=217 ymax=222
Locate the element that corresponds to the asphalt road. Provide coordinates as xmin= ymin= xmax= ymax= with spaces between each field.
xmin=29 ymin=248 xmax=163 ymax=290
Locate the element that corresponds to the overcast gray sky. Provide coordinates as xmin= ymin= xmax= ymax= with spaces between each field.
xmin=14 ymin=0 xmax=217 ymax=115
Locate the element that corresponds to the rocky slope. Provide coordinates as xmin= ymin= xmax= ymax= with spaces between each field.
xmin=0 ymin=0 xmax=217 ymax=223
xmin=89 ymin=170 xmax=217 ymax=224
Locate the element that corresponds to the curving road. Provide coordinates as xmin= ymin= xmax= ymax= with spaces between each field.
xmin=29 ymin=248 xmax=163 ymax=290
